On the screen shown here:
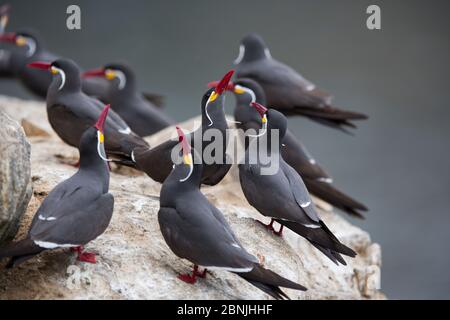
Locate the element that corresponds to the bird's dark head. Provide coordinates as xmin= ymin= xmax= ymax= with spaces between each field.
xmin=27 ymin=58 xmax=81 ymax=92
xmin=0 ymin=29 xmax=42 ymax=57
xmin=82 ymin=62 xmax=135 ymax=92
xmin=211 ymin=77 xmax=266 ymax=105
xmin=79 ymin=104 xmax=111 ymax=166
xmin=234 ymin=33 xmax=271 ymax=64
xmin=167 ymin=126 xmax=203 ymax=187
xmin=249 ymin=102 xmax=287 ymax=139
xmin=201 ymin=69 xmax=234 ymax=127
xmin=207 ymin=77 xmax=266 ymax=125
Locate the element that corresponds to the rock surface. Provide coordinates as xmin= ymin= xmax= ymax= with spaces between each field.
xmin=0 ymin=109 xmax=32 ymax=244
xmin=0 ymin=95 xmax=384 ymax=300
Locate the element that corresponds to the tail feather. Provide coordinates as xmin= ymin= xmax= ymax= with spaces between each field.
xmin=305 ymin=179 xmax=368 ymax=219
xmin=236 ymin=263 xmax=306 ymax=300
xmin=282 ymin=105 xmax=368 ymax=131
xmin=276 ymin=219 xmax=356 ymax=265
xmin=292 ymin=106 xmax=368 ymax=121
xmin=0 ymin=238 xmax=43 ymax=268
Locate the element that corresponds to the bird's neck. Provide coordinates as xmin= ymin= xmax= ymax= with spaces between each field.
xmin=160 ymin=165 xmax=203 ymax=206
xmin=201 ymin=104 xmax=227 ymax=131
xmin=78 ymin=148 xmax=110 ymax=189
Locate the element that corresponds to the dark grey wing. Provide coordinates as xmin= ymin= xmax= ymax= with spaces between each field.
xmin=239 ymin=161 xmax=316 ymax=225
xmin=281 ymin=161 xmax=320 ymax=223
xmin=47 ymin=103 xmax=92 ymax=147
xmin=238 ymin=59 xmax=332 ymax=109
xmin=30 ymin=191 xmax=114 ymax=246
xmin=158 ymin=202 xmax=257 ymax=270
xmin=134 ymin=137 xmax=179 ymax=183
xmin=87 ymin=95 xmax=131 ymax=133
xmin=281 ymin=129 xmax=331 ymax=181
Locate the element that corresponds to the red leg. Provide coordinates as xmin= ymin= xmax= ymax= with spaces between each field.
xmin=194 ymin=266 xmax=208 ymax=278
xmin=177 ymin=265 xmax=203 ymax=284
xmin=256 ymin=219 xmax=276 ymax=232
xmin=72 ymin=246 xmax=97 ymax=264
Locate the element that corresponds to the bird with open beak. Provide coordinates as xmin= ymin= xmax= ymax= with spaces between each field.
xmin=238 ymin=102 xmax=357 ymax=266
xmin=157 ymin=126 xmax=307 ymax=299
xmin=133 ymin=70 xmax=234 ymax=186
xmin=27 ymin=59 xmax=149 ymax=167
xmin=208 ymin=78 xmax=368 ymax=218
xmin=234 ymin=33 xmax=368 ymax=132
xmin=82 ymin=63 xmax=174 ymax=137
xmin=0 ymin=105 xmax=115 ymax=267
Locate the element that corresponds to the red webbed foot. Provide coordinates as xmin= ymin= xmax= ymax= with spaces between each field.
xmin=72 ymin=246 xmax=97 ymax=264
xmin=177 ymin=273 xmax=197 ymax=284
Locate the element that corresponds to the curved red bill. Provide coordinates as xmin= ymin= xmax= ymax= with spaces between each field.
xmin=251 ymin=102 xmax=268 ymax=118
xmin=176 ymin=126 xmax=191 ymax=156
xmin=27 ymin=61 xmax=52 ymax=70
xmin=207 ymin=80 xmax=235 ymax=91
xmin=82 ymin=68 xmax=105 ymax=79
xmin=95 ymin=104 xmax=111 ymax=132
xmin=0 ymin=32 xmax=15 ymax=42
xmin=214 ymin=69 xmax=234 ymax=95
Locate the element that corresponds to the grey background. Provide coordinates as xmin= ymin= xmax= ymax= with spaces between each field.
xmin=1 ymin=0 xmax=449 ymax=299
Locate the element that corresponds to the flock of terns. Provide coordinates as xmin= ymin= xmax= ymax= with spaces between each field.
xmin=0 ymin=5 xmax=369 ymax=299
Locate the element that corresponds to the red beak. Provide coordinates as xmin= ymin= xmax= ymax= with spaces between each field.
xmin=82 ymin=68 xmax=106 ymax=79
xmin=176 ymin=126 xmax=191 ymax=156
xmin=207 ymin=80 xmax=235 ymax=91
xmin=251 ymin=102 xmax=268 ymax=118
xmin=95 ymin=104 xmax=110 ymax=132
xmin=214 ymin=70 xmax=234 ymax=95
xmin=0 ymin=32 xmax=15 ymax=43
xmin=27 ymin=61 xmax=52 ymax=70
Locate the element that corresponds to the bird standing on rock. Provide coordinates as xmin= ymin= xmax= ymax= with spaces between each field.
xmin=133 ymin=70 xmax=234 ymax=185
xmin=234 ymin=33 xmax=368 ymax=131
xmin=27 ymin=59 xmax=148 ymax=167
xmin=83 ymin=63 xmax=174 ymax=137
xmin=208 ymin=78 xmax=368 ymax=218
xmin=158 ymin=126 xmax=307 ymax=300
xmin=0 ymin=105 xmax=114 ymax=268
xmin=238 ymin=102 xmax=356 ymax=265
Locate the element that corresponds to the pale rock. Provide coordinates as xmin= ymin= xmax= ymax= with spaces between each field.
xmin=0 ymin=110 xmax=32 ymax=243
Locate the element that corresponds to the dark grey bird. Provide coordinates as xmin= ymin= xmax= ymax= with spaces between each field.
xmin=0 ymin=30 xmax=109 ymax=99
xmin=238 ymin=102 xmax=356 ymax=265
xmin=133 ymin=70 xmax=234 ymax=185
xmin=27 ymin=59 xmax=149 ymax=167
xmin=0 ymin=105 xmax=114 ymax=268
xmin=208 ymin=78 xmax=368 ymax=218
xmin=234 ymin=33 xmax=368 ymax=132
xmin=158 ymin=127 xmax=307 ymax=300
xmin=82 ymin=63 xmax=174 ymax=137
